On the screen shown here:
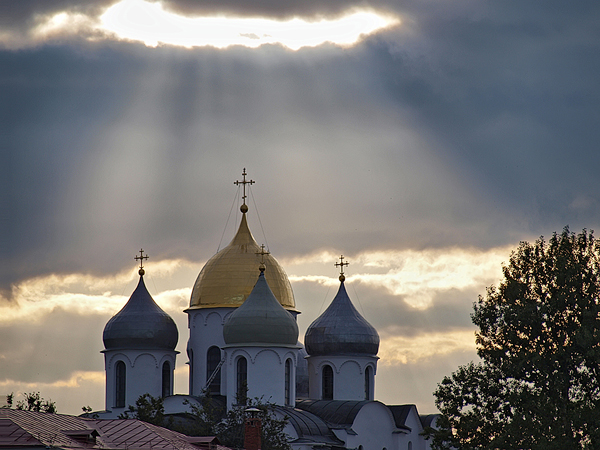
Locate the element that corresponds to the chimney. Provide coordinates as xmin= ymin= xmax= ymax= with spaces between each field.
xmin=244 ymin=409 xmax=261 ymax=450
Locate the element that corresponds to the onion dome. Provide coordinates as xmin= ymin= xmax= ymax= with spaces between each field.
xmin=304 ymin=281 xmax=379 ymax=356
xmin=188 ymin=212 xmax=296 ymax=311
xmin=223 ymin=268 xmax=299 ymax=346
xmin=103 ymin=274 xmax=178 ymax=351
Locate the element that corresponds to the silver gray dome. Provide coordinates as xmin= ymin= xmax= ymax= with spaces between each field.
xmin=304 ymin=282 xmax=379 ymax=356
xmin=103 ymin=276 xmax=178 ymax=350
xmin=223 ymin=271 xmax=299 ymax=346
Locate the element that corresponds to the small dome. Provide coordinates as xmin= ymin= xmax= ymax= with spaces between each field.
xmin=188 ymin=213 xmax=296 ymax=311
xmin=103 ymin=276 xmax=178 ymax=350
xmin=304 ymin=281 xmax=379 ymax=356
xmin=223 ymin=270 xmax=299 ymax=346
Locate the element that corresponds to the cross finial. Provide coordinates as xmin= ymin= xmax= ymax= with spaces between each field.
xmin=335 ymin=255 xmax=349 ymax=282
xmin=135 ymin=249 xmax=149 ymax=276
xmin=234 ymin=168 xmax=255 ymax=213
xmin=256 ymin=244 xmax=270 ymax=272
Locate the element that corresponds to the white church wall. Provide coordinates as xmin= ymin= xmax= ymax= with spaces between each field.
xmin=345 ymin=402 xmax=396 ymax=450
xmin=186 ymin=307 xmax=233 ymax=396
xmin=336 ymin=360 xmax=363 ymax=400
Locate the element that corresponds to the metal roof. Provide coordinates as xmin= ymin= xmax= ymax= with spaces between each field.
xmin=103 ymin=275 xmax=178 ymax=351
xmin=0 ymin=409 xmax=219 ymax=450
xmin=386 ymin=405 xmax=415 ymax=431
xmin=419 ymin=413 xmax=439 ymax=429
xmin=304 ymin=282 xmax=379 ymax=356
xmin=188 ymin=213 xmax=296 ymax=311
xmin=295 ymin=400 xmax=371 ymax=427
xmin=223 ymin=271 xmax=298 ymax=346
xmin=272 ymin=406 xmax=342 ymax=446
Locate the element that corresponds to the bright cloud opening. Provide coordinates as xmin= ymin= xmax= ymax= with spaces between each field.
xmin=26 ymin=0 xmax=399 ymax=50
xmin=99 ymin=0 xmax=399 ymax=49
xmin=287 ymin=247 xmax=509 ymax=309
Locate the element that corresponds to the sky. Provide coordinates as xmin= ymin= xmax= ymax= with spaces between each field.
xmin=1 ymin=0 xmax=600 ymax=415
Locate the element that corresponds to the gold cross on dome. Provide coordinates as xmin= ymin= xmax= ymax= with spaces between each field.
xmin=256 ymin=244 xmax=270 ymax=272
xmin=256 ymin=244 xmax=270 ymax=262
xmin=234 ymin=168 xmax=255 ymax=206
xmin=135 ymin=249 xmax=149 ymax=274
xmin=335 ymin=255 xmax=349 ymax=281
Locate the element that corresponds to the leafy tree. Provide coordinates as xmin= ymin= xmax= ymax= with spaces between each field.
xmin=118 ymin=393 xmax=165 ymax=426
xmin=183 ymin=391 xmax=226 ymax=436
xmin=430 ymin=227 xmax=600 ymax=449
xmin=10 ymin=392 xmax=56 ymax=413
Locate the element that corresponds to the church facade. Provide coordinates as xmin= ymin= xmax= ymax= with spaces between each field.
xmin=99 ymin=172 xmax=437 ymax=450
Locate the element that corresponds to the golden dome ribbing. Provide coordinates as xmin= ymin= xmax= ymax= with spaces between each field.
xmin=187 ymin=213 xmax=296 ymax=311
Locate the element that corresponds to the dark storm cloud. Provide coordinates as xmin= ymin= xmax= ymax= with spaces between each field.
xmin=371 ymin=0 xmax=600 ymax=229
xmin=3 ymin=0 xmax=600 ymax=300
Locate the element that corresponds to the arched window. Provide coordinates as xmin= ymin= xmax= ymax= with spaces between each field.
xmin=236 ymin=357 xmax=248 ymax=405
xmin=162 ymin=361 xmax=171 ymax=398
xmin=206 ymin=346 xmax=222 ymax=395
xmin=285 ymin=359 xmax=292 ymax=406
xmin=407 ymin=442 xmax=412 ymax=450
xmin=115 ymin=361 xmax=126 ymax=408
xmin=322 ymin=365 xmax=333 ymax=400
xmin=365 ymin=366 xmax=372 ymax=400
xmin=188 ymin=347 xmax=194 ymax=396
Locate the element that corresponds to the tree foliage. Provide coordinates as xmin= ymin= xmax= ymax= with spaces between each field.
xmin=7 ymin=392 xmax=57 ymax=413
xmin=430 ymin=228 xmax=600 ymax=449
xmin=119 ymin=393 xmax=165 ymax=426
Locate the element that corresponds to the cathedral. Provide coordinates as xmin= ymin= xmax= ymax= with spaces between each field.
xmin=98 ymin=171 xmax=437 ymax=450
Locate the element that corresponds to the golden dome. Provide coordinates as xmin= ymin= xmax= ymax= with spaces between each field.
xmin=188 ymin=213 xmax=296 ymax=311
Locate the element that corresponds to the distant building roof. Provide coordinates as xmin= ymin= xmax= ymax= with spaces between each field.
xmin=420 ymin=413 xmax=439 ymax=429
xmin=386 ymin=405 xmax=416 ymax=431
xmin=295 ymin=399 xmax=371 ymax=427
xmin=273 ymin=405 xmax=343 ymax=446
xmin=0 ymin=409 xmax=228 ymax=450
xmin=296 ymin=400 xmax=433 ymax=434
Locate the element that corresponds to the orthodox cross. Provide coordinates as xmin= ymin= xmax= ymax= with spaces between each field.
xmin=135 ymin=249 xmax=149 ymax=275
xmin=256 ymin=244 xmax=270 ymax=271
xmin=234 ymin=168 xmax=255 ymax=206
xmin=335 ymin=255 xmax=349 ymax=282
